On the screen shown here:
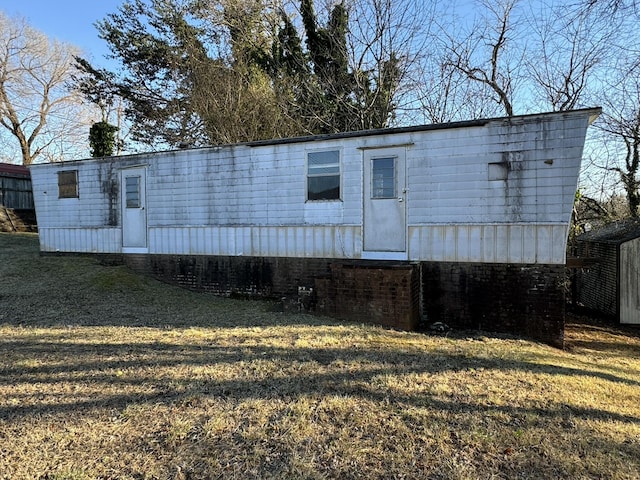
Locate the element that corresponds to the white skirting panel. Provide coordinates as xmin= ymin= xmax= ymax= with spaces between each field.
xmin=148 ymin=225 xmax=362 ymax=259
xmin=38 ymin=227 xmax=121 ymax=253
xmin=38 ymin=224 xmax=569 ymax=264
xmin=408 ymin=223 xmax=569 ymax=264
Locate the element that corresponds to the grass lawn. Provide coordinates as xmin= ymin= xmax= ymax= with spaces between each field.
xmin=1 ymin=232 xmax=639 ymax=479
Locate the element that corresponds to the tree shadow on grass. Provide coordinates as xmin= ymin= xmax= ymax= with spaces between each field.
xmin=2 ymin=325 xmax=639 ymax=480
xmin=2 ymin=334 xmax=639 ymax=424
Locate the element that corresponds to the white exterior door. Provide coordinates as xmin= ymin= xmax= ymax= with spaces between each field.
xmin=620 ymin=240 xmax=640 ymax=324
xmin=121 ymin=167 xmax=147 ymax=251
xmin=363 ymin=147 xmax=407 ymax=255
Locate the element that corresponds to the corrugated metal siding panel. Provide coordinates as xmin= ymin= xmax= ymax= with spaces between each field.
xmin=408 ymin=224 xmax=568 ymax=264
xmin=147 ymin=225 xmax=361 ymax=258
xmin=38 ymin=227 xmax=121 ymax=252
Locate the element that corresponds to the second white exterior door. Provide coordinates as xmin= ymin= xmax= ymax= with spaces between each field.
xmin=363 ymin=147 xmax=406 ymax=253
xmin=121 ymin=167 xmax=147 ymax=250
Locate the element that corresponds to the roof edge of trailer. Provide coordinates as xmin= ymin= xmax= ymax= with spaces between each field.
xmin=28 ymin=107 xmax=602 ymax=168
xmin=245 ymin=118 xmax=491 ymax=147
xmin=246 ymin=107 xmax=601 ymax=147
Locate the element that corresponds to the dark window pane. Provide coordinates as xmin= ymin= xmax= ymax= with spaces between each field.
xmin=307 ymin=150 xmax=340 ymax=201
xmin=308 ymin=175 xmax=340 ymax=200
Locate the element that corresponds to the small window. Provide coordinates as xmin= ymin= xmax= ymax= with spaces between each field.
xmin=125 ymin=175 xmax=141 ymax=208
xmin=58 ymin=170 xmax=78 ymax=198
xmin=307 ymin=150 xmax=340 ymax=201
xmin=372 ymin=157 xmax=396 ymax=198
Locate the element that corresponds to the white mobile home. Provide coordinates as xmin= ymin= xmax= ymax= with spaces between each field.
xmin=30 ymin=108 xmax=600 ymax=347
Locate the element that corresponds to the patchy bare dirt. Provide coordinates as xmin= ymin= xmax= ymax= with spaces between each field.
xmin=0 ymin=207 xmax=36 ymax=232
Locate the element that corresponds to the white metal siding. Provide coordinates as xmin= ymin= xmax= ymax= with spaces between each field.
xmin=147 ymin=225 xmax=361 ymax=258
xmin=30 ymin=110 xmax=596 ymax=264
xmin=407 ymin=224 xmax=568 ymax=264
xmin=406 ymin=115 xmax=586 ymax=226
xmin=38 ymin=227 xmax=121 ymax=253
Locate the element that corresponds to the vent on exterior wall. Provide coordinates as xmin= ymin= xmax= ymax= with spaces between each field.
xmin=488 ymin=162 xmax=509 ymax=181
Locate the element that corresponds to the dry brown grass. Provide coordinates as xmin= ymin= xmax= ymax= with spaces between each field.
xmin=1 ymin=233 xmax=640 ymax=479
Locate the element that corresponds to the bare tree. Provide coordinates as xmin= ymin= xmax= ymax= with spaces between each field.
xmin=414 ymin=45 xmax=505 ymax=124
xmin=583 ymin=0 xmax=639 ymax=14
xmin=344 ymin=0 xmax=433 ymax=128
xmin=442 ymin=0 xmax=524 ymax=117
xmin=526 ymin=2 xmax=612 ymax=112
xmin=0 ymin=12 xmax=88 ymax=165
xmin=596 ymin=90 xmax=640 ymax=217
xmin=414 ymin=60 xmax=468 ymax=124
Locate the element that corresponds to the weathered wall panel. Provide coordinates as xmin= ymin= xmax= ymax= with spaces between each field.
xmin=0 ymin=175 xmax=33 ymax=210
xmin=620 ymin=238 xmax=640 ymax=324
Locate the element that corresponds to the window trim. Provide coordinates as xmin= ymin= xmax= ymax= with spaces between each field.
xmin=306 ymin=148 xmax=342 ymax=202
xmin=57 ymin=170 xmax=79 ymax=199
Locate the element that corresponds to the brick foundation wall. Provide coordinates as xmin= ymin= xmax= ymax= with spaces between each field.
xmin=421 ymin=262 xmax=566 ymax=348
xmin=121 ymin=253 xmax=565 ymax=346
xmin=124 ymin=254 xmax=420 ymax=331
xmin=314 ymin=261 xmax=420 ymax=331
xmin=124 ymin=254 xmax=332 ymax=298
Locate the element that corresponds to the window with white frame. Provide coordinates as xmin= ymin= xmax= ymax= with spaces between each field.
xmin=307 ymin=150 xmax=340 ymax=201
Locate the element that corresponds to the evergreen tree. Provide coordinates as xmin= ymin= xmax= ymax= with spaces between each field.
xmin=89 ymin=121 xmax=119 ymax=157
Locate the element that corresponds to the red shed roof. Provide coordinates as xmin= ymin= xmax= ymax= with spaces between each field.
xmin=0 ymin=162 xmax=30 ymax=177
